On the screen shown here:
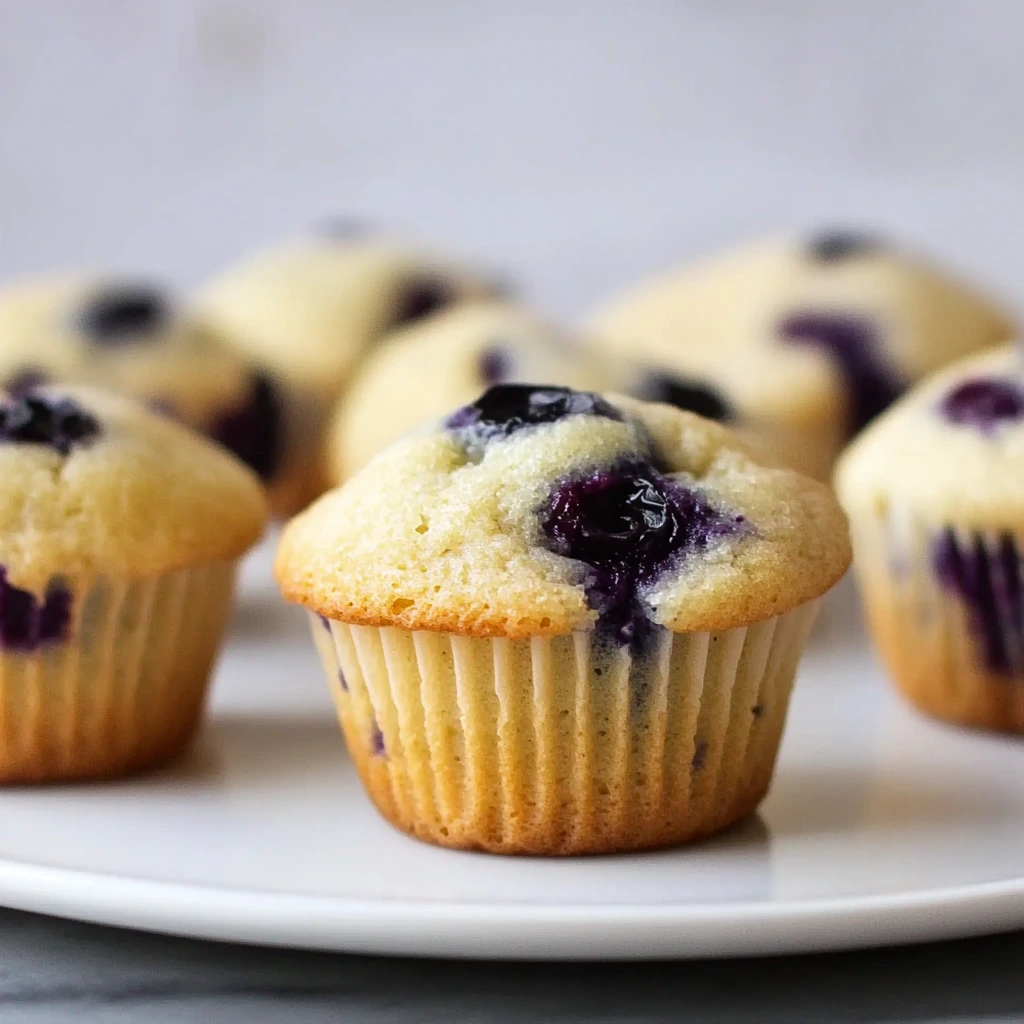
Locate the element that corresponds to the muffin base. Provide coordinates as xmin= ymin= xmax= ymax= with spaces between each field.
xmin=311 ymin=603 xmax=819 ymax=855
xmin=854 ymin=510 xmax=1024 ymax=734
xmin=0 ymin=562 xmax=236 ymax=783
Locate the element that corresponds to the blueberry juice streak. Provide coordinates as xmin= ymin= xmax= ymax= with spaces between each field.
xmin=778 ymin=311 xmax=903 ymax=434
xmin=933 ymin=529 xmax=1024 ymax=675
xmin=540 ymin=459 xmax=744 ymax=653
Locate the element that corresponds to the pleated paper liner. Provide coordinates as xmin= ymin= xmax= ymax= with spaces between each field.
xmin=0 ymin=561 xmax=237 ymax=782
xmin=311 ymin=601 xmax=820 ymax=855
xmin=852 ymin=506 xmax=1024 ymax=733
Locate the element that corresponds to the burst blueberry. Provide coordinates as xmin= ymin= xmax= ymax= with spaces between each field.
xmin=210 ymin=372 xmax=283 ymax=481
xmin=0 ymin=394 xmax=100 ymax=455
xmin=637 ymin=371 xmax=731 ymax=422
xmin=779 ymin=311 xmax=903 ymax=433
xmin=75 ymin=283 xmax=169 ymax=344
xmin=5 ymin=369 xmax=48 ymax=396
xmin=541 ymin=459 xmax=744 ymax=645
xmin=939 ymin=377 xmax=1024 ymax=434
xmin=447 ymin=384 xmax=621 ymax=438
xmin=0 ymin=569 xmax=72 ymax=652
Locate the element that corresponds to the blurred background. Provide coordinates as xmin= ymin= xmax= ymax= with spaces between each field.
xmin=3 ymin=0 xmax=1022 ymax=316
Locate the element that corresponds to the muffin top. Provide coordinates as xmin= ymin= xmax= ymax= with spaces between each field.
xmin=0 ymin=385 xmax=268 ymax=590
xmin=836 ymin=346 xmax=1024 ymax=528
xmin=0 ymin=275 xmax=252 ymax=426
xmin=327 ymin=301 xmax=627 ymax=480
xmin=278 ymin=386 xmax=850 ymax=640
xmin=586 ymin=232 xmax=1013 ymax=438
xmin=197 ymin=235 xmax=498 ymax=401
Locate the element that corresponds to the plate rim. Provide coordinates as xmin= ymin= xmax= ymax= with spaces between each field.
xmin=1 ymin=857 xmax=1021 ymax=959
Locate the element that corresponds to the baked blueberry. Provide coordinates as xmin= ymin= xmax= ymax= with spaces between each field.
xmin=807 ymin=231 xmax=880 ymax=263
xmin=933 ymin=529 xmax=1023 ymax=674
xmin=210 ymin=372 xmax=283 ymax=481
xmin=477 ymin=344 xmax=514 ymax=385
xmin=779 ymin=311 xmax=903 ymax=433
xmin=541 ymin=459 xmax=744 ymax=644
xmin=75 ymin=283 xmax=169 ymax=344
xmin=391 ymin=277 xmax=457 ymax=328
xmin=636 ymin=371 xmax=731 ymax=422
xmin=0 ymin=570 xmax=71 ymax=652
xmin=447 ymin=384 xmax=622 ymax=438
xmin=0 ymin=394 xmax=100 ymax=455
xmin=939 ymin=377 xmax=1024 ymax=434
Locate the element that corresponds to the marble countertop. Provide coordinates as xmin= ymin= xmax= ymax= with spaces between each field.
xmin=0 ymin=909 xmax=1019 ymax=1023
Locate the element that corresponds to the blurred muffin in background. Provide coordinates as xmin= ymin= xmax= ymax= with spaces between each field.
xmin=0 ymin=274 xmax=286 ymax=495
xmin=197 ymin=229 xmax=501 ymax=513
xmin=585 ymin=231 xmax=1015 ymax=479
xmin=326 ymin=301 xmax=622 ymax=481
xmin=326 ymin=300 xmax=759 ymax=483
xmin=836 ymin=345 xmax=1024 ymax=734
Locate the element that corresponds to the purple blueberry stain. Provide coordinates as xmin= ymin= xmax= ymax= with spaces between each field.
xmin=74 ymin=283 xmax=169 ymax=345
xmin=370 ymin=719 xmax=386 ymax=757
xmin=939 ymin=377 xmax=1024 ymax=434
xmin=540 ymin=459 xmax=745 ymax=648
xmin=0 ymin=569 xmax=72 ymax=652
xmin=477 ymin=344 xmax=514 ymax=386
xmin=779 ymin=311 xmax=903 ymax=434
xmin=636 ymin=371 xmax=732 ymax=422
xmin=691 ymin=742 xmax=707 ymax=771
xmin=806 ymin=230 xmax=880 ymax=264
xmin=318 ymin=614 xmax=332 ymax=633
xmin=934 ymin=529 xmax=1024 ymax=675
xmin=0 ymin=394 xmax=100 ymax=456
xmin=751 ymin=704 xmax=765 ymax=719
xmin=209 ymin=371 xmax=283 ymax=481
xmin=446 ymin=384 xmax=622 ymax=441
xmin=5 ymin=369 xmax=48 ymax=397
xmin=338 ymin=668 xmax=349 ymax=692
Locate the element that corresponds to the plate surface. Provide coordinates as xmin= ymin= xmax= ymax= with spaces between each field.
xmin=0 ymin=542 xmax=1022 ymax=960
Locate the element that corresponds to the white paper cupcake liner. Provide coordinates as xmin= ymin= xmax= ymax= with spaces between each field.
xmin=0 ymin=561 xmax=237 ymax=781
xmin=311 ymin=601 xmax=820 ymax=855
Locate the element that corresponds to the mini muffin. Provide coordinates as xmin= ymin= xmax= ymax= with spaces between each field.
xmin=586 ymin=232 xmax=1014 ymax=479
xmin=277 ymin=384 xmax=850 ymax=854
xmin=0 ymin=275 xmax=288 ymax=505
xmin=836 ymin=345 xmax=1024 ymax=733
xmin=0 ymin=385 xmax=267 ymax=781
xmin=198 ymin=233 xmax=499 ymax=511
xmin=327 ymin=299 xmax=752 ymax=483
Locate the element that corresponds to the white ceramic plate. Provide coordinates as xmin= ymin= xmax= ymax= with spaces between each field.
xmin=0 ymin=541 xmax=1022 ymax=960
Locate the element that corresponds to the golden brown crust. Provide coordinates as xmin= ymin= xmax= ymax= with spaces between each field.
xmin=277 ymin=394 xmax=850 ymax=637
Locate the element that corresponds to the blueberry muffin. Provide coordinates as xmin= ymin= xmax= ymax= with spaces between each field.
xmin=0 ymin=385 xmax=267 ymax=781
xmin=836 ymin=345 xmax=1024 ymax=733
xmin=277 ymin=385 xmax=850 ymax=854
xmin=198 ymin=234 xmax=499 ymax=511
xmin=586 ymin=232 xmax=1014 ymax=479
xmin=0 ymin=275 xmax=288 ymax=505
xmin=327 ymin=300 xmax=753 ymax=483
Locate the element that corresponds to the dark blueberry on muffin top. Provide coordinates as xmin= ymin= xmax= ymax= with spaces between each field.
xmin=807 ymin=231 xmax=880 ymax=264
xmin=390 ymin=277 xmax=458 ymax=329
xmin=636 ymin=371 xmax=731 ymax=422
xmin=939 ymin=377 xmax=1024 ymax=434
xmin=447 ymin=384 xmax=621 ymax=439
xmin=75 ymin=283 xmax=170 ymax=344
xmin=0 ymin=394 xmax=100 ymax=455
xmin=541 ymin=459 xmax=744 ymax=645
xmin=477 ymin=345 xmax=514 ymax=386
